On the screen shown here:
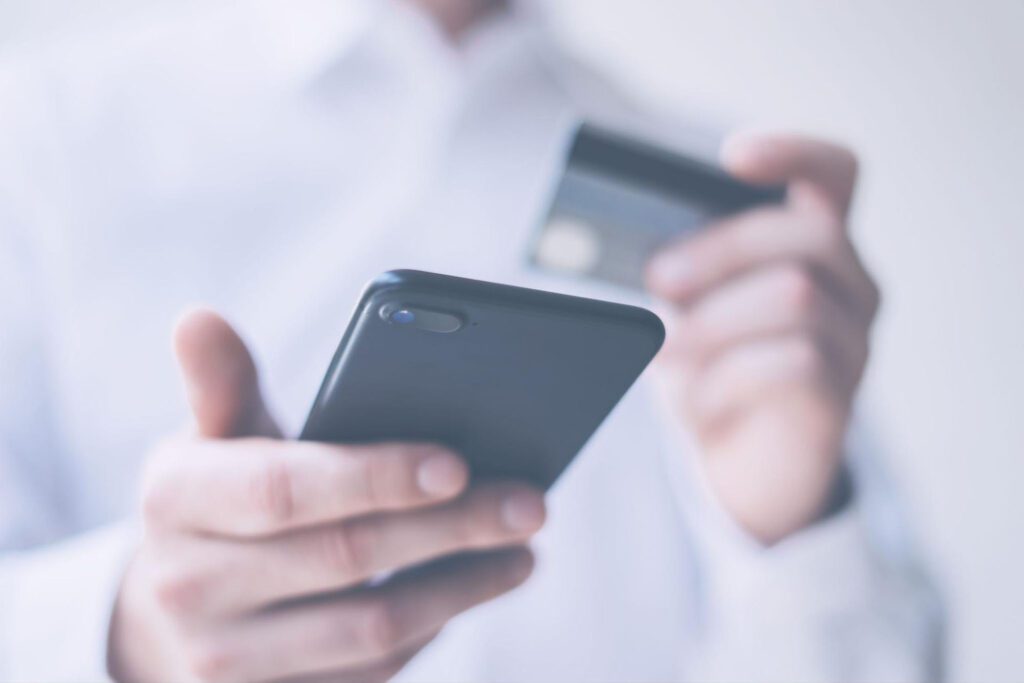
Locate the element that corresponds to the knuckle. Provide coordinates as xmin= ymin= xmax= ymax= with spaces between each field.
xmin=676 ymin=315 xmax=708 ymax=358
xmin=185 ymin=640 xmax=235 ymax=683
xmin=152 ymin=567 xmax=205 ymax=616
xmin=813 ymin=214 xmax=846 ymax=251
xmin=447 ymin=514 xmax=477 ymax=551
xmin=317 ymin=523 xmax=367 ymax=579
xmin=778 ymin=266 xmax=818 ymax=316
xmin=358 ymin=450 xmax=393 ymax=509
xmin=359 ymin=600 xmax=402 ymax=656
xmin=247 ymin=458 xmax=296 ymax=529
xmin=360 ymin=444 xmax=444 ymax=509
xmin=789 ymin=337 xmax=827 ymax=377
xmin=710 ymin=232 xmax=742 ymax=272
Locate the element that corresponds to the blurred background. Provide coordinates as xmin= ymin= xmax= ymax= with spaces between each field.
xmin=2 ymin=1 xmax=1021 ymax=680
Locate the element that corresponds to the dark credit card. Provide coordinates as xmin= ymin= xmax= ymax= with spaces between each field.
xmin=528 ymin=123 xmax=786 ymax=289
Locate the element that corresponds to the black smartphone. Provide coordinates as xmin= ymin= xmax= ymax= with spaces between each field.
xmin=300 ymin=270 xmax=664 ymax=490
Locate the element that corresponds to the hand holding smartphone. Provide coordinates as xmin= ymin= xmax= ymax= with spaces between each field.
xmin=114 ymin=307 xmax=555 ymax=683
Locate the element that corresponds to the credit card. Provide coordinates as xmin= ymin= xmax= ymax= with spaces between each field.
xmin=528 ymin=123 xmax=786 ymax=289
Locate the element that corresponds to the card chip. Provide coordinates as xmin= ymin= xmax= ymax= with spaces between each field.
xmin=534 ymin=217 xmax=601 ymax=274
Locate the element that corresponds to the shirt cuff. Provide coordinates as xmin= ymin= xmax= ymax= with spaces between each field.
xmin=688 ymin=501 xmax=903 ymax=682
xmin=2 ymin=521 xmax=137 ymax=683
xmin=700 ymin=501 xmax=878 ymax=620
xmin=671 ymin=429 xmax=879 ymax=628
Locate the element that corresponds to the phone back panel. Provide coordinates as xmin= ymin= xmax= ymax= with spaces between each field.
xmin=301 ymin=271 xmax=664 ymax=490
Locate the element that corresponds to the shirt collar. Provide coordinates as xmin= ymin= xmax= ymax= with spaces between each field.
xmin=281 ymin=0 xmax=550 ymax=95
xmin=241 ymin=0 xmax=377 ymax=91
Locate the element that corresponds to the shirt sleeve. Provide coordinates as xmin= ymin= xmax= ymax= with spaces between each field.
xmin=0 ymin=56 xmax=140 ymax=682
xmin=0 ymin=213 xmax=139 ymax=682
xmin=0 ymin=522 xmax=138 ymax=683
xmin=669 ymin=421 xmax=945 ymax=683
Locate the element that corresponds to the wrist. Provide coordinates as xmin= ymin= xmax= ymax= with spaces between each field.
xmin=707 ymin=448 xmax=848 ymax=546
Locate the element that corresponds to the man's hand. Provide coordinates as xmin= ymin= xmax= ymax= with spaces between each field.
xmin=645 ymin=133 xmax=880 ymax=544
xmin=108 ymin=310 xmax=545 ymax=683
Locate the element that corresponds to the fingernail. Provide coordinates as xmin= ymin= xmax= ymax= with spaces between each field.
xmin=501 ymin=491 xmax=545 ymax=533
xmin=647 ymin=253 xmax=695 ymax=290
xmin=416 ymin=452 xmax=466 ymax=497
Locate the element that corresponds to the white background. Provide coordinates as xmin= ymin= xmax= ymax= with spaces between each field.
xmin=2 ymin=1 xmax=1022 ymax=681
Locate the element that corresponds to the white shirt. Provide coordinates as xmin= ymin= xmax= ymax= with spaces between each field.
xmin=0 ymin=1 xmax=941 ymax=681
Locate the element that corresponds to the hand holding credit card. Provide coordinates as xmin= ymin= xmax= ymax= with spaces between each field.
xmin=529 ymin=123 xmax=786 ymax=289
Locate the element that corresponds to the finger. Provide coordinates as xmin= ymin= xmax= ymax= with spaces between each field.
xmin=269 ymin=630 xmax=439 ymax=683
xmin=151 ymin=483 xmax=545 ymax=617
xmin=173 ymin=308 xmax=280 ymax=438
xmin=646 ymin=207 xmax=879 ymax=320
xmin=142 ymin=439 xmax=469 ymax=536
xmin=687 ymin=335 xmax=850 ymax=429
xmin=193 ymin=548 xmax=534 ymax=682
xmin=721 ymin=132 xmax=859 ymax=217
xmin=659 ymin=264 xmax=870 ymax=384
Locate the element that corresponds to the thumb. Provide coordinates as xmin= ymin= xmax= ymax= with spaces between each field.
xmin=172 ymin=308 xmax=280 ymax=439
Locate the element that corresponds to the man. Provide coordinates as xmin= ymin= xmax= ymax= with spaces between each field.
xmin=0 ymin=0 xmax=941 ymax=681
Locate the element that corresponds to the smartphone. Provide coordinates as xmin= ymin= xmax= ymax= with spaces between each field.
xmin=300 ymin=270 xmax=664 ymax=490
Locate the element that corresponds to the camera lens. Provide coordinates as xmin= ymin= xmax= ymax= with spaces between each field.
xmin=389 ymin=309 xmax=416 ymax=325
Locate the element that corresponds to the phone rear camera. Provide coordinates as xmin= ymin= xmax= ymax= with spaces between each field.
xmin=389 ymin=309 xmax=416 ymax=325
